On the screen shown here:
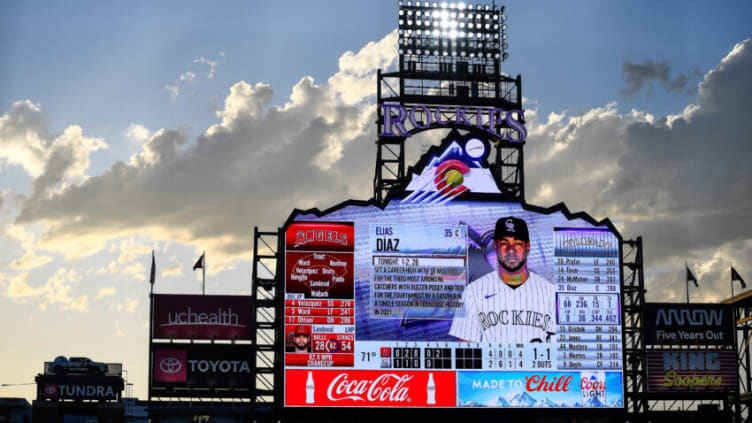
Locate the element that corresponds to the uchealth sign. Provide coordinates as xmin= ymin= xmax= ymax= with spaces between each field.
xmin=646 ymin=350 xmax=738 ymax=392
xmin=151 ymin=344 xmax=252 ymax=394
xmin=285 ymin=369 xmax=456 ymax=407
xmin=152 ymin=294 xmax=252 ymax=340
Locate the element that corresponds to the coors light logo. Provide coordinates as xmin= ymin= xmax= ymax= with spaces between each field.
xmin=581 ymin=372 xmax=607 ymax=407
xmin=326 ymin=373 xmax=412 ymax=402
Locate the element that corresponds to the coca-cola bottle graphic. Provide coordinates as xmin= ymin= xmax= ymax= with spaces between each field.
xmin=305 ymin=371 xmax=315 ymax=404
xmin=426 ymin=372 xmax=436 ymax=405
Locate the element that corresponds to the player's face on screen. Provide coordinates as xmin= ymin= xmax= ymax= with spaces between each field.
xmin=293 ymin=333 xmax=310 ymax=351
xmin=495 ymin=236 xmax=530 ymax=272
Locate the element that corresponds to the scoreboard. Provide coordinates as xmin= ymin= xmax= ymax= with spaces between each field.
xmin=283 ymin=207 xmax=625 ymax=408
xmin=282 ymin=136 xmax=625 ymax=409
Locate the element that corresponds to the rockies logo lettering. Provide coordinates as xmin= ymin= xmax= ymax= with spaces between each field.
xmin=478 ymin=309 xmax=552 ymax=332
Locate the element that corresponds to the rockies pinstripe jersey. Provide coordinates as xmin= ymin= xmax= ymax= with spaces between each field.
xmin=449 ymin=270 xmax=555 ymax=343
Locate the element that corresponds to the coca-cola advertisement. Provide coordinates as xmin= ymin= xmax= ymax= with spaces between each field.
xmin=456 ymin=371 xmax=623 ymax=408
xmin=285 ymin=369 xmax=456 ymax=407
xmin=151 ymin=344 xmax=252 ymax=397
xmin=152 ymin=294 xmax=252 ymax=340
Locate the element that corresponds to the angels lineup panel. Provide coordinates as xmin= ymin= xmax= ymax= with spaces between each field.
xmin=284 ymin=222 xmax=622 ymax=372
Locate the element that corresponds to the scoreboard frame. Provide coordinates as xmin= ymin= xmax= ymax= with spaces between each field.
xmin=274 ymin=130 xmax=628 ymax=418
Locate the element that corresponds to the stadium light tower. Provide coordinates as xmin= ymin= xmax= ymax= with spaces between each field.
xmin=375 ymin=1 xmax=523 ymax=202
xmin=398 ymin=1 xmax=508 ymax=62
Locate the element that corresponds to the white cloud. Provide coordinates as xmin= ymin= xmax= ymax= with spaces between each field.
xmin=9 ymin=250 xmax=52 ymax=271
xmin=194 ymin=53 xmax=223 ymax=79
xmin=165 ymin=52 xmax=224 ymax=99
xmin=114 ymin=320 xmax=126 ymax=337
xmin=164 ymin=85 xmax=180 ymax=100
xmin=161 ymin=261 xmax=183 ymax=278
xmin=96 ymin=260 xmax=146 ymax=281
xmin=328 ymin=30 xmax=398 ymax=105
xmin=115 ymin=238 xmax=152 ymax=265
xmin=9 ymin=31 xmax=398 ymax=271
xmin=2 ymin=34 xmax=752 ymax=309
xmin=94 ymin=286 xmax=116 ymax=300
xmin=0 ymin=101 xmax=107 ymax=186
xmin=115 ymin=297 xmax=139 ymax=313
xmin=124 ymin=124 xmax=152 ymax=143
xmin=6 ymin=268 xmax=88 ymax=312
xmin=523 ymin=39 xmax=752 ymax=302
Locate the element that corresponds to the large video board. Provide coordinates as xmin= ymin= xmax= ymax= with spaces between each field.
xmin=282 ymin=134 xmax=624 ymax=409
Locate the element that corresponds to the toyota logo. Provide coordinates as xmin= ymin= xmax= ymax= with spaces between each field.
xmin=159 ymin=357 xmax=182 ymax=374
xmin=44 ymin=384 xmax=57 ymax=395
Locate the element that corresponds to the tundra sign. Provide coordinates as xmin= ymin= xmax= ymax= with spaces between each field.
xmin=150 ymin=344 xmax=252 ymax=397
xmin=644 ymin=303 xmax=734 ymax=346
xmin=35 ymin=374 xmax=124 ymax=402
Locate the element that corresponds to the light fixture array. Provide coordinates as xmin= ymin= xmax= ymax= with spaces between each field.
xmin=397 ymin=1 xmax=508 ymax=60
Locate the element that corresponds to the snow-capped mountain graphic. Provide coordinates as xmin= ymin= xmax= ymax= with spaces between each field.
xmin=423 ymin=141 xmax=484 ymax=170
xmin=461 ymin=400 xmax=484 ymax=407
xmin=403 ymin=139 xmax=501 ymax=200
xmin=583 ymin=396 xmax=604 ymax=407
xmin=572 ymin=402 xmax=582 ymax=408
xmin=494 ymin=396 xmax=510 ymax=407
xmin=534 ymin=398 xmax=561 ymax=408
xmin=608 ymin=398 xmax=623 ymax=408
xmin=507 ymin=391 xmax=538 ymax=407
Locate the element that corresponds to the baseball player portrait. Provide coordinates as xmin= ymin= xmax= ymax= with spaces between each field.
xmin=449 ymin=216 xmax=555 ymax=343
xmin=287 ymin=325 xmax=312 ymax=353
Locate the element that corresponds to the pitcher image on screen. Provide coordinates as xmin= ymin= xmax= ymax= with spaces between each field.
xmin=450 ymin=216 xmax=556 ymax=343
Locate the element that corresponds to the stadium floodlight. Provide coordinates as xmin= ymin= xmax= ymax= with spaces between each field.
xmin=398 ymin=1 xmax=509 ymax=61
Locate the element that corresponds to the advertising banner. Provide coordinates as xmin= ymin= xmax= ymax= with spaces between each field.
xmin=36 ymin=375 xmax=123 ymax=401
xmin=646 ymin=350 xmax=738 ymax=392
xmin=457 ymin=371 xmax=623 ymax=408
xmin=151 ymin=344 xmax=252 ymax=396
xmin=644 ymin=303 xmax=733 ymax=346
xmin=285 ymin=369 xmax=456 ymax=407
xmin=152 ymin=294 xmax=252 ymax=340
xmin=282 ymin=134 xmax=625 ymax=409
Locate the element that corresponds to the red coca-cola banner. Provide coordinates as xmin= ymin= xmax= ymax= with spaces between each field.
xmin=152 ymin=294 xmax=252 ymax=340
xmin=285 ymin=369 xmax=456 ymax=407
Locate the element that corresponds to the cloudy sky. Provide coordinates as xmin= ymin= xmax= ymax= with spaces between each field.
xmin=1 ymin=0 xmax=751 ymax=401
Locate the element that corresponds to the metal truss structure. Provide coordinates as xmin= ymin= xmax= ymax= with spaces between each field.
xmin=250 ymin=227 xmax=282 ymax=421
xmin=724 ymin=289 xmax=752 ymax=422
xmin=374 ymin=47 xmax=524 ymax=203
xmin=622 ymin=237 xmax=741 ymax=423
xmin=622 ymin=237 xmax=647 ymax=417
